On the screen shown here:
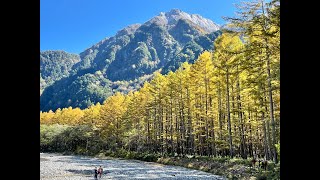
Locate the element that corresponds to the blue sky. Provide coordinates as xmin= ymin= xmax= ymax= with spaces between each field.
xmin=40 ymin=0 xmax=242 ymax=54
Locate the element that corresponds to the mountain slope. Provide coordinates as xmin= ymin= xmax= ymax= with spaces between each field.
xmin=40 ymin=9 xmax=222 ymax=111
xmin=40 ymin=51 xmax=80 ymax=95
xmin=40 ymin=71 xmax=113 ymax=111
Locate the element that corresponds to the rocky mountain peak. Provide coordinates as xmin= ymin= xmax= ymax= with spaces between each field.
xmin=147 ymin=9 xmax=220 ymax=33
xmin=116 ymin=24 xmax=141 ymax=36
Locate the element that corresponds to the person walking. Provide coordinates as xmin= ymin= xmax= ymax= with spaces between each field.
xmin=94 ymin=167 xmax=98 ymax=179
xmin=98 ymin=166 xmax=103 ymax=179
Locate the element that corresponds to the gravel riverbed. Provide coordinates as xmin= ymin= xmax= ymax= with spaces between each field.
xmin=40 ymin=153 xmax=226 ymax=180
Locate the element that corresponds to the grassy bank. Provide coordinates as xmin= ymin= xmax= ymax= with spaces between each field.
xmin=156 ymin=156 xmax=279 ymax=180
xmin=90 ymin=149 xmax=279 ymax=180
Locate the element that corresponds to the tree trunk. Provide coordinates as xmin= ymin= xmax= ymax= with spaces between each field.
xmin=261 ymin=1 xmax=278 ymax=163
xmin=236 ymin=76 xmax=247 ymax=159
xmin=179 ymin=79 xmax=186 ymax=156
xmin=186 ymin=88 xmax=193 ymax=155
xmin=165 ymin=107 xmax=168 ymax=155
xmin=147 ymin=110 xmax=150 ymax=151
xmin=262 ymin=111 xmax=269 ymax=160
xmin=226 ymin=68 xmax=233 ymax=157
xmin=205 ymin=74 xmax=209 ymax=156
xmin=263 ymin=89 xmax=273 ymax=160
xmin=266 ymin=58 xmax=278 ymax=163
xmin=175 ymin=106 xmax=180 ymax=156
xmin=209 ymin=95 xmax=216 ymax=156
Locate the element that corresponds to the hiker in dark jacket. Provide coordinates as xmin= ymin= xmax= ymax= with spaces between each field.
xmin=94 ymin=167 xmax=98 ymax=179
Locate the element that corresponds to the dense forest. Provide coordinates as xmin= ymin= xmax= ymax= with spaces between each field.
xmin=40 ymin=51 xmax=80 ymax=95
xmin=40 ymin=0 xmax=279 ymax=170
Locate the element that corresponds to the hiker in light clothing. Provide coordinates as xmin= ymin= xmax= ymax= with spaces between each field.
xmin=98 ymin=166 xmax=103 ymax=179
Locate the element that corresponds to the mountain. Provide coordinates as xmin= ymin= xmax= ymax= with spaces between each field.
xmin=40 ymin=9 xmax=222 ymax=111
xmin=40 ymin=50 xmax=80 ymax=95
xmin=146 ymin=9 xmax=219 ymax=33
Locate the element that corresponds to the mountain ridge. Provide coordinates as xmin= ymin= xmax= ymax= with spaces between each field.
xmin=40 ymin=9 xmax=222 ymax=111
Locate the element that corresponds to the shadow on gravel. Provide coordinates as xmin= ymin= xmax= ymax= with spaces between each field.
xmin=66 ymin=169 xmax=98 ymax=180
xmin=40 ymin=158 xmax=48 ymax=161
xmin=66 ymin=169 xmax=92 ymax=175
